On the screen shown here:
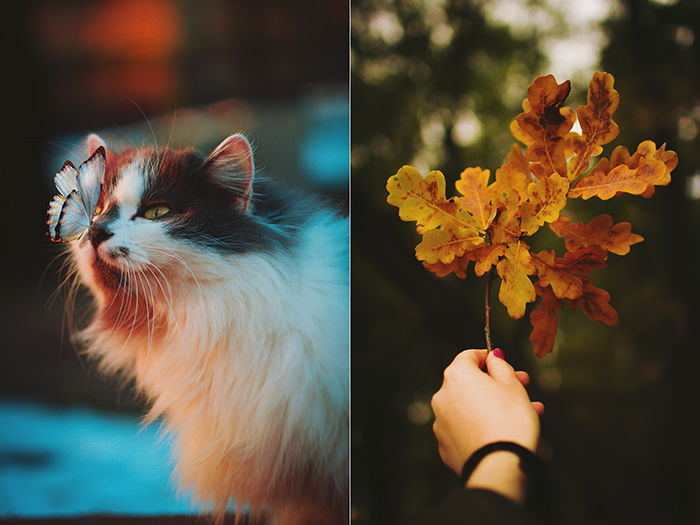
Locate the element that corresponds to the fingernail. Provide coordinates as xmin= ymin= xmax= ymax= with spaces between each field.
xmin=492 ymin=348 xmax=505 ymax=359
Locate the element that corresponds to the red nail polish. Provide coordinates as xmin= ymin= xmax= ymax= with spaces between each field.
xmin=492 ymin=348 xmax=505 ymax=359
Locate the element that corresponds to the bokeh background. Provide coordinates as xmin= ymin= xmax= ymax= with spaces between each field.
xmin=1 ymin=0 xmax=347 ymax=518
xmin=352 ymin=0 xmax=700 ymax=524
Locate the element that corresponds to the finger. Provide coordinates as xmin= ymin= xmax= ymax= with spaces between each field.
xmin=515 ymin=370 xmax=530 ymax=386
xmin=531 ymin=401 xmax=545 ymax=416
xmin=452 ymin=349 xmax=488 ymax=370
xmin=485 ymin=349 xmax=520 ymax=386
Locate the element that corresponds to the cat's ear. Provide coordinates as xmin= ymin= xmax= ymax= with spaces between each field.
xmin=86 ymin=133 xmax=116 ymax=166
xmin=204 ymin=134 xmax=255 ymax=212
xmin=87 ymin=134 xmax=107 ymax=156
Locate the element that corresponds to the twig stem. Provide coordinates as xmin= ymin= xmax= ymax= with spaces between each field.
xmin=485 ymin=268 xmax=494 ymax=352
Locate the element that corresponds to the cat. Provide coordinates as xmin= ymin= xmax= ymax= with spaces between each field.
xmin=64 ymin=133 xmax=348 ymax=524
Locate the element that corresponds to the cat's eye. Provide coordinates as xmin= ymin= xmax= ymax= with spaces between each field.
xmin=143 ymin=205 xmax=171 ymax=220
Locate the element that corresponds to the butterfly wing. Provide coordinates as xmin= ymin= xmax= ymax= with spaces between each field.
xmin=76 ymin=146 xmax=106 ymax=219
xmin=47 ymin=147 xmax=106 ymax=242
xmin=47 ymin=193 xmax=67 ymax=241
xmin=55 ymin=190 xmax=91 ymax=242
xmin=53 ymin=161 xmax=79 ymax=197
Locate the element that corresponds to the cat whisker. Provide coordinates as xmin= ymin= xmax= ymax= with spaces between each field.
xmin=144 ymin=262 xmax=175 ymax=321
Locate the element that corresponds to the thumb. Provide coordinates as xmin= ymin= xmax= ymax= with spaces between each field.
xmin=485 ymin=348 xmax=520 ymax=386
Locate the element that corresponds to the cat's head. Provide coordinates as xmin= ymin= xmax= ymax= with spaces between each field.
xmin=72 ymin=133 xmax=271 ymax=302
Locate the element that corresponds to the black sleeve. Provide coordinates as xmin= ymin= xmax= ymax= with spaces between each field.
xmin=413 ymin=488 xmax=545 ymax=525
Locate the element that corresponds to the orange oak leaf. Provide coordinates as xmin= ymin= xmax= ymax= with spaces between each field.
xmin=422 ymin=257 xmax=470 ymax=279
xmin=467 ymin=243 xmax=508 ymax=277
xmin=568 ymin=72 xmax=620 ymax=180
xmin=496 ymin=243 xmax=536 ymax=319
xmin=585 ymin=141 xmax=677 ymax=198
xmin=531 ymin=250 xmax=583 ymax=300
xmin=456 ymin=167 xmax=497 ymax=229
xmin=508 ymin=144 xmax=530 ymax=176
xmin=514 ymin=75 xmax=575 ymax=177
xmin=549 ymin=215 xmax=643 ymax=255
xmin=529 ymin=284 xmax=563 ymax=358
xmin=415 ymin=223 xmax=484 ymax=264
xmin=569 ymin=159 xmax=667 ymax=200
xmin=387 ymin=166 xmax=479 ymax=230
xmin=568 ymin=277 xmax=619 ymax=326
xmin=490 ymin=163 xmax=530 ymax=206
xmin=628 ymin=141 xmax=679 ymax=197
xmin=518 ymin=173 xmax=570 ymax=235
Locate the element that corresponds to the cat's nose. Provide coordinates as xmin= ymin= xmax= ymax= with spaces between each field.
xmin=88 ymin=225 xmax=114 ymax=249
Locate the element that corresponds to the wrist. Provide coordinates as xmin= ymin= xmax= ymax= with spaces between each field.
xmin=466 ymin=451 xmax=526 ymax=503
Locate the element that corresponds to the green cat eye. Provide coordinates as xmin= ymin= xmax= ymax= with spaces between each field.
xmin=143 ymin=205 xmax=170 ymax=220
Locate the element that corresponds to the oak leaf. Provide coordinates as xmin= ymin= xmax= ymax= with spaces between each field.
xmin=490 ymin=163 xmax=530 ymax=207
xmin=530 ymin=284 xmax=563 ymax=358
xmin=456 ymin=167 xmax=497 ymax=230
xmin=567 ymin=72 xmax=620 ymax=180
xmin=514 ymin=75 xmax=575 ymax=177
xmin=490 ymin=193 xmax=522 ymax=245
xmin=415 ymin=223 xmax=484 ymax=264
xmin=496 ymin=243 xmax=536 ymax=319
xmin=568 ymin=278 xmax=619 ymax=326
xmin=422 ymin=257 xmax=469 ymax=279
xmin=519 ymin=173 xmax=570 ymax=235
xmin=549 ymin=215 xmax=643 ymax=255
xmin=569 ymin=159 xmax=667 ymax=200
xmin=387 ymin=166 xmax=479 ymax=230
xmin=556 ymin=246 xmax=608 ymax=274
xmin=468 ymin=243 xmax=507 ymax=277
xmin=531 ymin=250 xmax=583 ymax=300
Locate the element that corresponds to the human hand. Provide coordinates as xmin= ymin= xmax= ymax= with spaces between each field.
xmin=431 ymin=349 xmax=544 ymax=501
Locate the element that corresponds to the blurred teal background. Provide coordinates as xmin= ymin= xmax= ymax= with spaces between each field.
xmin=352 ymin=0 xmax=700 ymax=523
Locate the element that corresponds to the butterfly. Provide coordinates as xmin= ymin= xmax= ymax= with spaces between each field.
xmin=47 ymin=147 xmax=106 ymax=243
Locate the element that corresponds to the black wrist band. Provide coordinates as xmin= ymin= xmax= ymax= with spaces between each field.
xmin=459 ymin=441 xmax=538 ymax=485
xmin=460 ymin=441 xmax=552 ymax=523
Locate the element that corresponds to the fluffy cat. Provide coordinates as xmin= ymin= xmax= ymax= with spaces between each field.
xmin=65 ymin=133 xmax=348 ymax=524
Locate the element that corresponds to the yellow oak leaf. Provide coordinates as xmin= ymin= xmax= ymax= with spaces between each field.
xmin=415 ymin=223 xmax=484 ymax=264
xmin=490 ymin=194 xmax=522 ymax=245
xmin=490 ymin=163 xmax=530 ymax=207
xmin=568 ymin=277 xmax=619 ymax=326
xmin=518 ymin=173 xmax=570 ymax=235
xmin=529 ymin=283 xmax=563 ymax=358
xmin=456 ymin=167 xmax=497 ymax=230
xmin=496 ymin=243 xmax=536 ymax=319
xmin=531 ymin=250 xmax=583 ymax=300
xmin=569 ymin=159 xmax=667 ymax=200
xmin=387 ymin=166 xmax=479 ymax=230
xmin=549 ymin=215 xmax=643 ymax=255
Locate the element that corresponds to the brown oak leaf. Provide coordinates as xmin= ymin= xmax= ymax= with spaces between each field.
xmin=530 ymin=284 xmax=563 ymax=358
